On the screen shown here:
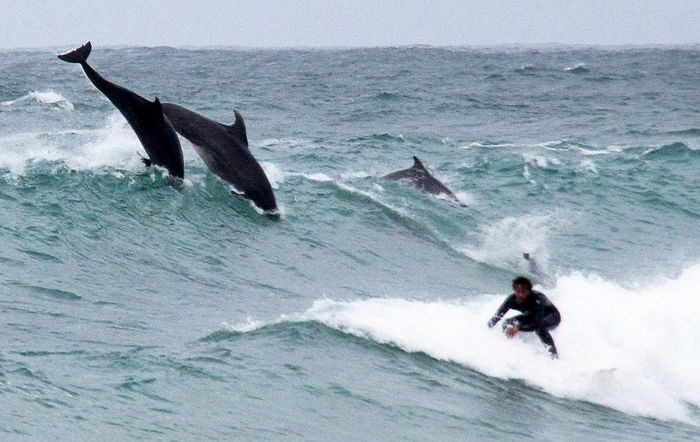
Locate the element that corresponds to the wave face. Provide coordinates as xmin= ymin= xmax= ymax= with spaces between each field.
xmin=0 ymin=46 xmax=698 ymax=440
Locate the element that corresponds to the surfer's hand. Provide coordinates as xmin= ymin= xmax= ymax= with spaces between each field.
xmin=505 ymin=325 xmax=518 ymax=338
xmin=487 ymin=317 xmax=498 ymax=328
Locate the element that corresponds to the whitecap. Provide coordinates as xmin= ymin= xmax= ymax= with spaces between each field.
xmin=1 ymin=90 xmax=74 ymax=111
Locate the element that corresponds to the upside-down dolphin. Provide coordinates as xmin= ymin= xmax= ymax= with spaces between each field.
xmin=58 ymin=41 xmax=184 ymax=179
xmin=382 ymin=156 xmax=463 ymax=205
xmin=161 ymin=103 xmax=279 ymax=216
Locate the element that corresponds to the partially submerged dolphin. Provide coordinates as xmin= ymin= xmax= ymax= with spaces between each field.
xmin=58 ymin=41 xmax=184 ymax=179
xmin=161 ymin=103 xmax=279 ymax=216
xmin=382 ymin=156 xmax=463 ymax=205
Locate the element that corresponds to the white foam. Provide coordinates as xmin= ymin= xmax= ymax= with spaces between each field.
xmin=63 ymin=113 xmax=144 ymax=171
xmin=461 ymin=140 xmax=594 ymax=151
xmin=607 ymin=144 xmax=629 ymax=153
xmin=580 ymin=159 xmax=598 ymax=174
xmin=256 ymin=137 xmax=309 ymax=150
xmin=458 ymin=214 xmax=554 ymax=275
xmin=523 ymin=152 xmax=562 ymax=169
xmin=1 ymin=90 xmax=74 ymax=111
xmin=577 ymin=147 xmax=610 ymax=156
xmin=260 ymin=162 xmax=285 ymax=189
xmin=0 ymin=112 xmax=145 ymax=175
xmin=453 ymin=191 xmax=474 ymax=207
xmin=305 ymin=173 xmax=333 ymax=182
xmin=225 ymin=316 xmax=266 ymax=333
xmin=270 ymin=264 xmax=700 ymax=423
xmin=460 ymin=142 xmax=518 ymax=149
xmin=340 ymin=170 xmax=371 ymax=179
xmin=565 ymin=62 xmax=589 ymax=72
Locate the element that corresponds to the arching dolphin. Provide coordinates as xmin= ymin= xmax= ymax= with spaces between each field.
xmin=161 ymin=103 xmax=279 ymax=216
xmin=382 ymin=156 xmax=463 ymax=205
xmin=58 ymin=42 xmax=184 ymax=179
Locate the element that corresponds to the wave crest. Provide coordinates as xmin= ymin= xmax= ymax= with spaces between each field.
xmin=1 ymin=90 xmax=74 ymax=111
xmin=225 ymin=264 xmax=700 ymax=424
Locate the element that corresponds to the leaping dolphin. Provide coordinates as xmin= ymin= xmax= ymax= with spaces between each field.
xmin=58 ymin=42 xmax=184 ymax=179
xmin=161 ymin=103 xmax=279 ymax=216
xmin=382 ymin=156 xmax=463 ymax=205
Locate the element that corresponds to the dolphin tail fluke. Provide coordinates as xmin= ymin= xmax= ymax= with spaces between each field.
xmin=58 ymin=41 xmax=92 ymax=63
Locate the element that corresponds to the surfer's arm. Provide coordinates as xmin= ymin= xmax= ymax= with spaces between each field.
xmin=487 ymin=295 xmax=514 ymax=328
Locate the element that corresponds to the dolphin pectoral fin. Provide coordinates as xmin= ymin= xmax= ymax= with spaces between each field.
xmin=58 ymin=41 xmax=92 ymax=63
xmin=137 ymin=152 xmax=152 ymax=167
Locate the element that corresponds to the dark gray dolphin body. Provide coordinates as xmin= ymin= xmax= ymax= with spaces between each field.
xmin=161 ymin=103 xmax=278 ymax=215
xmin=58 ymin=42 xmax=184 ymax=179
xmin=523 ymin=253 xmax=551 ymax=287
xmin=383 ymin=156 xmax=463 ymax=205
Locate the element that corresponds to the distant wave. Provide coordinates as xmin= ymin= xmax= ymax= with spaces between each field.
xmin=461 ymin=140 xmax=600 ymax=152
xmin=588 ymin=75 xmax=616 ymax=83
xmin=514 ymin=64 xmax=537 ymax=74
xmin=665 ymin=128 xmax=700 ymax=136
xmin=460 ymin=141 xmax=518 ymax=149
xmin=21 ymin=284 xmax=82 ymax=301
xmin=347 ymin=133 xmax=406 ymax=143
xmin=1 ymin=90 xmax=74 ymax=111
xmin=643 ymin=142 xmax=697 ymax=159
xmin=565 ymin=63 xmax=590 ymax=74
xmin=256 ymin=137 xmax=310 ymax=150
xmin=373 ymin=91 xmax=402 ymax=101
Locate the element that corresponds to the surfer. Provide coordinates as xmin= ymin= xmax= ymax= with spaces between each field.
xmin=487 ymin=276 xmax=561 ymax=358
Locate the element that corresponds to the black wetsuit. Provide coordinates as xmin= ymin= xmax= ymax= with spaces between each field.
xmin=488 ymin=290 xmax=561 ymax=357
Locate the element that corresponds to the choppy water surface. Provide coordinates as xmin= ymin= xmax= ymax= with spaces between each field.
xmin=0 ymin=45 xmax=698 ymax=440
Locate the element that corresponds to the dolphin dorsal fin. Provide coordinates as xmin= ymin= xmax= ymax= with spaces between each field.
xmin=149 ymin=97 xmax=166 ymax=120
xmin=228 ymin=110 xmax=247 ymax=143
xmin=412 ymin=156 xmax=425 ymax=170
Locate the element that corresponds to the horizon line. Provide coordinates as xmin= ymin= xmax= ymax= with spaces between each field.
xmin=2 ymin=42 xmax=699 ymax=52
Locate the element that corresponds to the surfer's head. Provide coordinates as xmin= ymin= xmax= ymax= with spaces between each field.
xmin=512 ymin=276 xmax=533 ymax=302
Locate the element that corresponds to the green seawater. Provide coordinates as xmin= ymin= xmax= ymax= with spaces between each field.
xmin=0 ymin=46 xmax=698 ymax=440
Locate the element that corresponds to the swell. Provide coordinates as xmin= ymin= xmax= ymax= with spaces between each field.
xmin=642 ymin=141 xmax=698 ymax=159
xmin=308 ymin=175 xmax=474 ymax=259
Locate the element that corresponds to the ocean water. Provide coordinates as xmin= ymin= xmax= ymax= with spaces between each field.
xmin=0 ymin=45 xmax=699 ymax=440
